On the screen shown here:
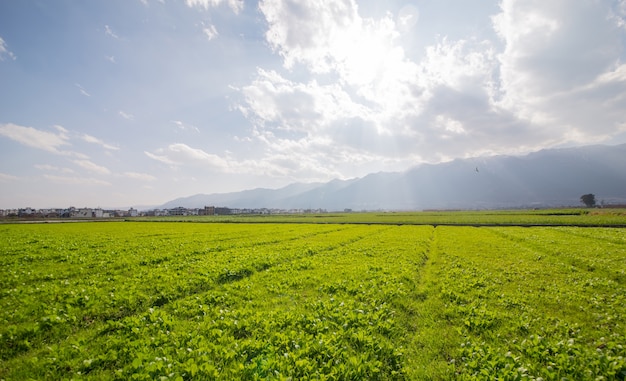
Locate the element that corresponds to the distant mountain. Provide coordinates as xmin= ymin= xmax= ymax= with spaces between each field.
xmin=160 ymin=144 xmax=626 ymax=210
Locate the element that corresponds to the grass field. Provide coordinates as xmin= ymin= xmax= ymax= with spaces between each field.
xmin=1 ymin=218 xmax=625 ymax=379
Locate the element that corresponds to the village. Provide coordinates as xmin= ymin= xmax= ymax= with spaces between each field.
xmin=0 ymin=205 xmax=330 ymax=219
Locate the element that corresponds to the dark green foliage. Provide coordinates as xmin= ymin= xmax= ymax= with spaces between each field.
xmin=580 ymin=193 xmax=596 ymax=207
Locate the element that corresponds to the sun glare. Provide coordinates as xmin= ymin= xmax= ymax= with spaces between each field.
xmin=332 ymin=17 xmax=399 ymax=87
xmin=342 ymin=37 xmax=389 ymax=85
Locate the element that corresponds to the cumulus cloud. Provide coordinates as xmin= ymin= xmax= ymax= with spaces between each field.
xmin=493 ymin=0 xmax=626 ymax=145
xmin=234 ymin=0 xmax=626 ymax=182
xmin=240 ymin=69 xmax=424 ymax=177
xmin=251 ymin=1 xmax=498 ymax=167
xmin=260 ymin=0 xmax=422 ymax=115
xmin=494 ymin=0 xmax=619 ymax=95
xmin=261 ymin=0 xmax=358 ymax=72
xmin=240 ymin=69 xmax=367 ymax=132
xmin=260 ymin=0 xmax=416 ymax=97
xmin=239 ymin=2 xmax=509 ymax=175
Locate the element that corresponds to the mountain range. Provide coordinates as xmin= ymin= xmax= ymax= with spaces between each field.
xmin=161 ymin=143 xmax=626 ymax=210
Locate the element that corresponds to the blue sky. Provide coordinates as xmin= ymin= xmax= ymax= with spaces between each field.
xmin=1 ymin=0 xmax=626 ymax=208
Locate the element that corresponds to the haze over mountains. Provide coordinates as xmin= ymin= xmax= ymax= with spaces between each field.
xmin=161 ymin=144 xmax=626 ymax=211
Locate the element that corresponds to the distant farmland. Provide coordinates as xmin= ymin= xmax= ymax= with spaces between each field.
xmin=1 ymin=217 xmax=625 ymax=379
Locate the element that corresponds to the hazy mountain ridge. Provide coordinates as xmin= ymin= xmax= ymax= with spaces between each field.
xmin=161 ymin=144 xmax=626 ymax=210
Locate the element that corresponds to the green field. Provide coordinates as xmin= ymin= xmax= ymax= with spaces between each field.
xmin=1 ymin=220 xmax=625 ymax=380
xmin=131 ymin=208 xmax=626 ymax=227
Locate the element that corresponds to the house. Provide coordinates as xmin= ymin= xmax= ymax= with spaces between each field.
xmin=214 ymin=207 xmax=231 ymax=215
xmin=169 ymin=207 xmax=187 ymax=216
xmin=18 ymin=208 xmax=35 ymax=217
xmin=199 ymin=206 xmax=215 ymax=215
xmin=74 ymin=208 xmax=94 ymax=218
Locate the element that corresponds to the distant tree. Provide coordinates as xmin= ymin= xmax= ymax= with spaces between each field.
xmin=580 ymin=193 xmax=596 ymax=207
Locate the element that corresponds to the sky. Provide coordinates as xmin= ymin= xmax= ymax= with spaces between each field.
xmin=1 ymin=0 xmax=626 ymax=209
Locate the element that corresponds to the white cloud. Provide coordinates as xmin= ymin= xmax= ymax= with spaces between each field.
xmin=246 ymin=0 xmax=435 ymax=176
xmin=172 ymin=120 xmax=200 ymax=133
xmin=240 ymin=69 xmax=364 ymax=132
xmin=73 ymin=160 xmax=111 ymax=175
xmin=82 ymin=134 xmax=120 ymax=150
xmin=252 ymin=1 xmax=433 ymax=149
xmin=435 ymin=115 xmax=467 ymax=136
xmin=0 ymin=123 xmax=71 ymax=155
xmin=259 ymin=0 xmax=417 ymax=95
xmin=144 ymin=142 xmax=312 ymax=178
xmin=75 ymin=83 xmax=91 ymax=97
xmin=260 ymin=0 xmax=358 ymax=73
xmin=119 ymin=110 xmax=134 ymax=120
xmin=238 ymin=40 xmax=508 ymax=174
xmin=492 ymin=0 xmax=626 ymax=145
xmin=104 ymin=25 xmax=119 ymax=39
xmin=144 ymin=151 xmax=177 ymax=166
xmin=5 ymin=0 xmax=626 ymax=209
xmin=240 ymin=68 xmax=418 ymax=177
xmin=0 ymin=36 xmax=16 ymax=61
xmin=165 ymin=143 xmax=229 ymax=169
xmin=237 ymin=0 xmax=626 ymax=181
xmin=202 ymin=24 xmax=219 ymax=41
xmin=185 ymin=0 xmax=243 ymax=14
